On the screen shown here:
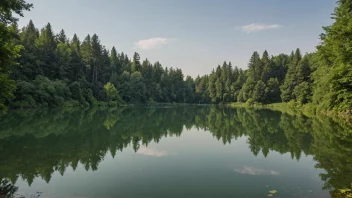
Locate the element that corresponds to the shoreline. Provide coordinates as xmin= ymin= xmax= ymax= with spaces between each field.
xmin=4 ymin=101 xmax=352 ymax=126
xmin=228 ymin=102 xmax=352 ymax=126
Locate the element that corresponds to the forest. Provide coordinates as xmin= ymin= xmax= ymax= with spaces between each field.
xmin=1 ymin=0 xmax=352 ymax=116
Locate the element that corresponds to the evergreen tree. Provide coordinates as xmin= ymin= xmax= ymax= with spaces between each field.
xmin=247 ymin=51 xmax=262 ymax=82
xmin=110 ymin=47 xmax=120 ymax=74
xmin=261 ymin=50 xmax=271 ymax=82
xmin=131 ymin=52 xmax=141 ymax=73
xmin=80 ymin=35 xmax=92 ymax=77
xmin=280 ymin=48 xmax=302 ymax=102
xmin=57 ymin=29 xmax=67 ymax=43
xmin=70 ymin=34 xmax=83 ymax=80
xmin=90 ymin=34 xmax=102 ymax=83
xmin=36 ymin=23 xmax=56 ymax=50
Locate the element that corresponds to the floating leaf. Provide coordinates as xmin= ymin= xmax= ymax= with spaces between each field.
xmin=269 ymin=190 xmax=278 ymax=194
xmin=268 ymin=194 xmax=273 ymax=197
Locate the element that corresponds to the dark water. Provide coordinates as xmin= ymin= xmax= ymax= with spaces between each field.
xmin=0 ymin=106 xmax=351 ymax=198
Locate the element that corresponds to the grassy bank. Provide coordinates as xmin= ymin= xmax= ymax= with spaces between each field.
xmin=229 ymin=102 xmax=352 ymax=125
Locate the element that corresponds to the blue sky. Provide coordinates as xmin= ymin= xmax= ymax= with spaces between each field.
xmin=19 ymin=0 xmax=335 ymax=77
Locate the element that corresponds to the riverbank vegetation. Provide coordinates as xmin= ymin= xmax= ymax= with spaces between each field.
xmin=0 ymin=0 xmax=351 ymax=120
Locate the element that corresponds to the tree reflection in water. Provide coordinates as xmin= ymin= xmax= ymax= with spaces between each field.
xmin=0 ymin=106 xmax=351 ymax=196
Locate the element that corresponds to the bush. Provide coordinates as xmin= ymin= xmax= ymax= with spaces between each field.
xmin=13 ymin=76 xmax=74 ymax=108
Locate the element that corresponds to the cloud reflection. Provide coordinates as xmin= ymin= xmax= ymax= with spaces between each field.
xmin=234 ymin=166 xmax=280 ymax=176
xmin=137 ymin=147 xmax=169 ymax=157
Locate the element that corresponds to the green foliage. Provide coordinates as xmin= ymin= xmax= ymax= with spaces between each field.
xmin=252 ymin=80 xmax=266 ymax=103
xmin=69 ymin=81 xmax=84 ymax=103
xmin=130 ymin=71 xmax=146 ymax=103
xmin=0 ymin=0 xmax=33 ymax=24
xmin=0 ymin=0 xmax=32 ymax=113
xmin=0 ymin=74 xmax=15 ymax=112
xmin=104 ymin=82 xmax=122 ymax=103
xmin=11 ymin=75 xmax=72 ymax=108
xmin=294 ymin=82 xmax=312 ymax=105
xmin=265 ymin=78 xmax=281 ymax=103
xmin=314 ymin=0 xmax=352 ymax=112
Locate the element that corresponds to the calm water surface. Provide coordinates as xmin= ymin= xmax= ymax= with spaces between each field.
xmin=0 ymin=106 xmax=351 ymax=198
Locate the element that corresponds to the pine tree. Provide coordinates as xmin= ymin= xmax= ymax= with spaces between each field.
xmin=80 ymin=34 xmax=92 ymax=77
xmin=70 ymin=34 xmax=83 ymax=80
xmin=20 ymin=20 xmax=38 ymax=47
xmin=110 ymin=47 xmax=120 ymax=74
xmin=36 ymin=23 xmax=56 ymax=50
xmin=207 ymin=71 xmax=217 ymax=103
xmin=131 ymin=52 xmax=141 ymax=72
xmin=91 ymin=34 xmax=102 ymax=83
xmin=14 ymin=20 xmax=39 ymax=80
xmin=247 ymin=51 xmax=262 ymax=82
xmin=56 ymin=42 xmax=72 ymax=80
xmin=36 ymin=23 xmax=58 ymax=79
xmin=71 ymin=34 xmax=80 ymax=54
xmin=280 ymin=48 xmax=302 ymax=102
xmin=261 ymin=50 xmax=271 ymax=82
xmin=57 ymin=29 xmax=67 ymax=43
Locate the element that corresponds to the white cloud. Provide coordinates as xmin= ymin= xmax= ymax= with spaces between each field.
xmin=234 ymin=166 xmax=280 ymax=176
xmin=135 ymin=37 xmax=170 ymax=50
xmin=240 ymin=23 xmax=282 ymax=33
xmin=137 ymin=147 xmax=169 ymax=157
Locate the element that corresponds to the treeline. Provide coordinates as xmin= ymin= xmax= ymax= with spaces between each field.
xmin=195 ymin=49 xmax=311 ymax=105
xmin=1 ymin=0 xmax=351 ymax=114
xmin=3 ymin=20 xmax=320 ymax=109
xmin=9 ymin=20 xmax=197 ymax=108
xmin=9 ymin=19 xmax=315 ymax=107
xmin=0 ymin=106 xmax=351 ymax=194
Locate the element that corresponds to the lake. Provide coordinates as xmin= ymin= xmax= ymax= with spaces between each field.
xmin=0 ymin=106 xmax=351 ymax=198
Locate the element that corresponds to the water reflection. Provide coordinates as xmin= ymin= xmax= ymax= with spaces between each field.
xmin=0 ymin=106 xmax=351 ymax=197
xmin=137 ymin=146 xmax=171 ymax=157
xmin=0 ymin=179 xmax=18 ymax=198
xmin=234 ymin=167 xmax=280 ymax=176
